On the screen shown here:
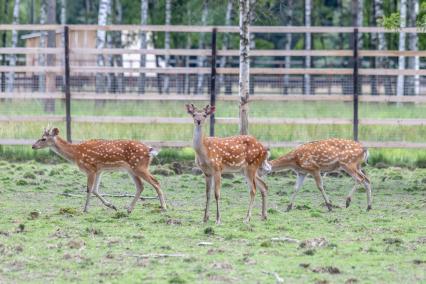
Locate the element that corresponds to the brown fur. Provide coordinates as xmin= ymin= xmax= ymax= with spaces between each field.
xmin=32 ymin=128 xmax=166 ymax=213
xmin=269 ymin=138 xmax=372 ymax=211
xmin=186 ymin=104 xmax=271 ymax=224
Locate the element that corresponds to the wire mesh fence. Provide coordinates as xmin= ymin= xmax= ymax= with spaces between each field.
xmin=1 ymin=25 xmax=426 ymax=148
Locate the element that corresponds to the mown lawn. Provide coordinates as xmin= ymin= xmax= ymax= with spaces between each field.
xmin=0 ymin=160 xmax=425 ymax=283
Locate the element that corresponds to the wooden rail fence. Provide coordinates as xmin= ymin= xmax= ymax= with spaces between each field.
xmin=0 ymin=25 xmax=425 ymax=148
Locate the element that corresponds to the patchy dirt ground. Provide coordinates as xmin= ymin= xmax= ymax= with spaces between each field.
xmin=0 ymin=160 xmax=425 ymax=283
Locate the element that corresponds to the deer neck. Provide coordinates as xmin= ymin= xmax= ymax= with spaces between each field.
xmin=193 ymin=124 xmax=209 ymax=161
xmin=271 ymin=153 xmax=296 ymax=171
xmin=51 ymin=136 xmax=78 ymax=163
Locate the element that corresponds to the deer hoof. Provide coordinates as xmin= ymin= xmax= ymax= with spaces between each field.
xmin=326 ymin=203 xmax=333 ymax=211
xmin=203 ymin=216 xmax=209 ymax=223
xmin=367 ymin=205 xmax=372 ymax=211
xmin=261 ymin=215 xmax=268 ymax=221
xmin=345 ymin=197 xmax=351 ymax=208
xmin=215 ymin=219 xmax=221 ymax=225
xmin=110 ymin=204 xmax=118 ymax=211
xmin=286 ymin=204 xmax=293 ymax=212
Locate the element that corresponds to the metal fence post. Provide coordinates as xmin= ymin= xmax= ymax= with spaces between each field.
xmin=209 ymin=28 xmax=217 ymax=137
xmin=64 ymin=26 xmax=72 ymax=142
xmin=352 ymin=28 xmax=359 ymax=141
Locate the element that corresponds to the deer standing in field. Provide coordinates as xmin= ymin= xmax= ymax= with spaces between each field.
xmin=32 ymin=127 xmax=167 ymax=213
xmin=261 ymin=138 xmax=371 ymax=211
xmin=186 ymin=104 xmax=271 ymax=224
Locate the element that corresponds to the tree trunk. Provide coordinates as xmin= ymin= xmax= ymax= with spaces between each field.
xmin=113 ymin=0 xmax=124 ymax=93
xmin=164 ymin=0 xmax=171 ymax=94
xmin=239 ymin=0 xmax=250 ymax=135
xmin=106 ymin=0 xmax=113 ymax=93
xmin=196 ymin=0 xmax=208 ymax=95
xmin=283 ymin=0 xmax=292 ymax=95
xmin=44 ymin=0 xmax=56 ymax=113
xmin=60 ymin=0 xmax=66 ymax=92
xmin=397 ymin=0 xmax=407 ymax=97
xmin=95 ymin=0 xmax=111 ymax=95
xmin=374 ymin=0 xmax=392 ymax=95
xmin=220 ymin=0 xmax=233 ymax=95
xmin=407 ymin=0 xmax=419 ymax=95
xmin=304 ymin=0 xmax=311 ymax=95
xmin=1 ymin=0 xmax=9 ymax=93
xmin=138 ymin=0 xmax=148 ymax=93
xmin=38 ymin=0 xmax=47 ymax=93
xmin=6 ymin=0 xmax=20 ymax=92
xmin=249 ymin=0 xmax=256 ymax=96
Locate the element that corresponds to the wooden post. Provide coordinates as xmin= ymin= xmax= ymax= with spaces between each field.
xmin=353 ymin=28 xmax=359 ymax=141
xmin=64 ymin=26 xmax=72 ymax=142
xmin=209 ymin=28 xmax=217 ymax=137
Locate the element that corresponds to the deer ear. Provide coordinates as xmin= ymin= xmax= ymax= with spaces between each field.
xmin=51 ymin=128 xmax=59 ymax=136
xmin=185 ymin=103 xmax=195 ymax=114
xmin=205 ymin=105 xmax=215 ymax=115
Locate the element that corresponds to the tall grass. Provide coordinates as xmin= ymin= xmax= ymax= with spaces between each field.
xmin=1 ymin=99 xmax=425 ymax=167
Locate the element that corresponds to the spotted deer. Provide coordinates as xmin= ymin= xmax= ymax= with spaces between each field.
xmin=186 ymin=104 xmax=271 ymax=224
xmin=262 ymin=138 xmax=371 ymax=211
xmin=32 ymin=127 xmax=167 ymax=213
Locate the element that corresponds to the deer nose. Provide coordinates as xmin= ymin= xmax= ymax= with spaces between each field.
xmin=31 ymin=145 xmax=35 ymax=149
xmin=197 ymin=121 xmax=201 ymax=125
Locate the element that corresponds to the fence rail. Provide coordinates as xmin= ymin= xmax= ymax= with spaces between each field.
xmin=1 ymin=24 xmax=425 ymax=148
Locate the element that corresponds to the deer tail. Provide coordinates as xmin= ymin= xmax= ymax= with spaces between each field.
xmin=148 ymin=147 xmax=159 ymax=158
xmin=363 ymin=147 xmax=369 ymax=164
xmin=259 ymin=147 xmax=272 ymax=176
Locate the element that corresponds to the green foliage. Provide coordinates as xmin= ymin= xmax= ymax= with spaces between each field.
xmin=378 ymin=12 xmax=401 ymax=31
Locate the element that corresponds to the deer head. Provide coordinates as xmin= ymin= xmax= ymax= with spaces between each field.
xmin=32 ymin=127 xmax=59 ymax=149
xmin=185 ymin=104 xmax=215 ymax=126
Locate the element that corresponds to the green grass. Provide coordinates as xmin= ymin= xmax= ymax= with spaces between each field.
xmin=0 ymin=160 xmax=425 ymax=283
xmin=1 ymin=99 xmax=426 ymax=166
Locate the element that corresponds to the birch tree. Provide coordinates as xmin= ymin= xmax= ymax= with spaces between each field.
xmin=6 ymin=0 xmax=20 ymax=92
xmin=196 ymin=0 xmax=208 ymax=95
xmin=220 ymin=0 xmax=233 ymax=94
xmin=96 ymin=0 xmax=111 ymax=93
xmin=283 ymin=0 xmax=292 ymax=95
xmin=407 ymin=0 xmax=419 ymax=95
xmin=356 ymin=0 xmax=363 ymax=49
xmin=138 ymin=0 xmax=148 ymax=93
xmin=239 ymin=0 xmax=250 ymax=135
xmin=164 ymin=0 xmax=171 ymax=94
xmin=44 ymin=0 xmax=56 ymax=112
xmin=38 ymin=0 xmax=47 ymax=93
xmin=304 ymin=0 xmax=311 ymax=95
xmin=113 ymin=0 xmax=124 ymax=93
xmin=397 ymin=0 xmax=407 ymax=97
xmin=374 ymin=0 xmax=392 ymax=95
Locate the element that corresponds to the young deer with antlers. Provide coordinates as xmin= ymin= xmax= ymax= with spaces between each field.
xmin=32 ymin=127 xmax=167 ymax=213
xmin=186 ymin=104 xmax=271 ymax=224
xmin=261 ymin=138 xmax=371 ymax=211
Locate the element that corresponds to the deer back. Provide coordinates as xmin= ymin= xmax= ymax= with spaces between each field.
xmin=203 ymin=135 xmax=268 ymax=171
xmin=293 ymin=139 xmax=366 ymax=170
xmin=75 ymin=140 xmax=153 ymax=171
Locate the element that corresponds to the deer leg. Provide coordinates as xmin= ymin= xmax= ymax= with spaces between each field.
xmin=313 ymin=171 xmax=333 ymax=211
xmin=139 ymin=170 xmax=167 ymax=210
xmin=346 ymin=184 xmax=358 ymax=208
xmin=287 ymin=173 xmax=306 ymax=212
xmin=213 ymin=173 xmax=222 ymax=225
xmin=92 ymin=173 xmax=117 ymax=211
xmin=204 ymin=174 xmax=213 ymax=222
xmin=244 ymin=169 xmax=257 ymax=223
xmin=255 ymin=176 xmax=268 ymax=220
xmin=342 ymin=165 xmax=372 ymax=211
xmin=83 ymin=173 xmax=96 ymax=213
xmin=126 ymin=175 xmax=144 ymax=214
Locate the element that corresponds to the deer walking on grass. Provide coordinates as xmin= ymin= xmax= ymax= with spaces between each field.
xmin=261 ymin=138 xmax=371 ymax=211
xmin=32 ymin=127 xmax=167 ymax=213
xmin=186 ymin=104 xmax=271 ymax=224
